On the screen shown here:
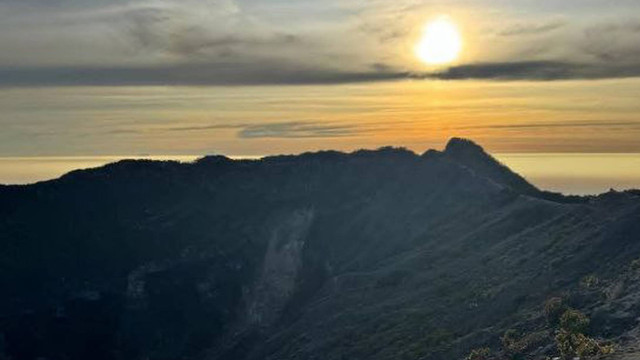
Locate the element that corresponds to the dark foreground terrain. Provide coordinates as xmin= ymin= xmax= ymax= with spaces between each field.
xmin=1 ymin=138 xmax=640 ymax=360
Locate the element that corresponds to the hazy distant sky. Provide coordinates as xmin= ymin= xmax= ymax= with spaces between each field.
xmin=2 ymin=0 xmax=640 ymax=156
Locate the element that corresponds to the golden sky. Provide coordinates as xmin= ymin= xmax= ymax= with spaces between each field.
xmin=1 ymin=0 xmax=640 ymax=156
xmin=2 ymin=78 xmax=640 ymax=156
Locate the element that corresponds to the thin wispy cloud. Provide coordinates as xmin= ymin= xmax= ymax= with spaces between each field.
xmin=459 ymin=120 xmax=640 ymax=130
xmin=238 ymin=122 xmax=360 ymax=139
xmin=106 ymin=121 xmax=366 ymax=139
xmin=497 ymin=20 xmax=566 ymax=37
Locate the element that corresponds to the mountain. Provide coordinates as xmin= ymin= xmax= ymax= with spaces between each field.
xmin=1 ymin=138 xmax=640 ymax=360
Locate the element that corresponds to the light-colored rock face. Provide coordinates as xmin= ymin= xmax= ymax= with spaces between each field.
xmin=245 ymin=208 xmax=315 ymax=328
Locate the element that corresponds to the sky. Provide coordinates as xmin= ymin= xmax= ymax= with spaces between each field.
xmin=2 ymin=0 xmax=640 ymax=156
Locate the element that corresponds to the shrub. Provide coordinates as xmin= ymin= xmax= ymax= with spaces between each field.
xmin=543 ymin=297 xmax=566 ymax=326
xmin=555 ymin=330 xmax=611 ymax=359
xmin=501 ymin=329 xmax=548 ymax=360
xmin=465 ymin=347 xmax=491 ymax=360
xmin=559 ymin=309 xmax=589 ymax=334
xmin=554 ymin=309 xmax=613 ymax=359
xmin=580 ymin=275 xmax=599 ymax=289
xmin=501 ymin=329 xmax=519 ymax=352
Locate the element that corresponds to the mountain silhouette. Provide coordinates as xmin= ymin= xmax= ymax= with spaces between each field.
xmin=442 ymin=137 xmax=538 ymax=193
xmin=0 ymin=138 xmax=639 ymax=360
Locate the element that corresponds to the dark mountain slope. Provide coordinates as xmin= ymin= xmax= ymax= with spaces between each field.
xmin=441 ymin=137 xmax=539 ymax=195
xmin=436 ymin=137 xmax=586 ymax=203
xmin=0 ymin=139 xmax=639 ymax=360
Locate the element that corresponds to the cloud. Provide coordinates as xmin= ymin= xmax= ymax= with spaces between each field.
xmin=163 ymin=124 xmax=246 ymax=132
xmin=2 ymin=1 xmax=640 ymax=85
xmin=433 ymin=61 xmax=640 ymax=81
xmin=3 ymin=58 xmax=640 ymax=87
xmin=238 ymin=122 xmax=359 ymax=138
xmin=107 ymin=121 xmax=364 ymax=139
xmin=459 ymin=120 xmax=640 ymax=130
xmin=498 ymin=20 xmax=566 ymax=37
xmin=582 ymin=20 xmax=640 ymax=63
xmin=0 ymin=63 xmax=411 ymax=87
xmin=118 ymin=2 xmax=300 ymax=60
xmin=105 ymin=123 xmax=245 ymax=135
xmin=356 ymin=21 xmax=410 ymax=44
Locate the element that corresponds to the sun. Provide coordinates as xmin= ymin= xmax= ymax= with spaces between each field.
xmin=415 ymin=16 xmax=462 ymax=65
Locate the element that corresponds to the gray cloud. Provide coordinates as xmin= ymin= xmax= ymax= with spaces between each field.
xmin=238 ymin=122 xmax=359 ymax=139
xmin=3 ymin=59 xmax=640 ymax=86
xmin=6 ymin=50 xmax=640 ymax=86
xmin=433 ymin=61 xmax=640 ymax=81
xmin=119 ymin=4 xmax=299 ymax=59
xmin=498 ymin=20 xmax=566 ymax=37
xmin=107 ymin=121 xmax=364 ymax=139
xmin=357 ymin=21 xmax=409 ymax=44
xmin=582 ymin=20 xmax=640 ymax=63
xmin=1 ymin=1 xmax=640 ymax=86
xmin=0 ymin=63 xmax=411 ymax=87
xmin=164 ymin=123 xmax=247 ymax=132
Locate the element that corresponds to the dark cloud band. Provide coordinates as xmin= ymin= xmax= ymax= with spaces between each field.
xmin=0 ymin=64 xmax=410 ymax=87
xmin=433 ymin=61 xmax=640 ymax=81
xmin=1 ymin=61 xmax=640 ymax=87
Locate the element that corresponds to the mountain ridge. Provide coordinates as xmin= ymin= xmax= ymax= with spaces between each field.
xmin=0 ymin=138 xmax=631 ymax=201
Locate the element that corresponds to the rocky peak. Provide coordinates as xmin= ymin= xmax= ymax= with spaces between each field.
xmin=441 ymin=137 xmax=540 ymax=196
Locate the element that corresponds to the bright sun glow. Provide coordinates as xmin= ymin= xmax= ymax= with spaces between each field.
xmin=416 ymin=17 xmax=462 ymax=65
